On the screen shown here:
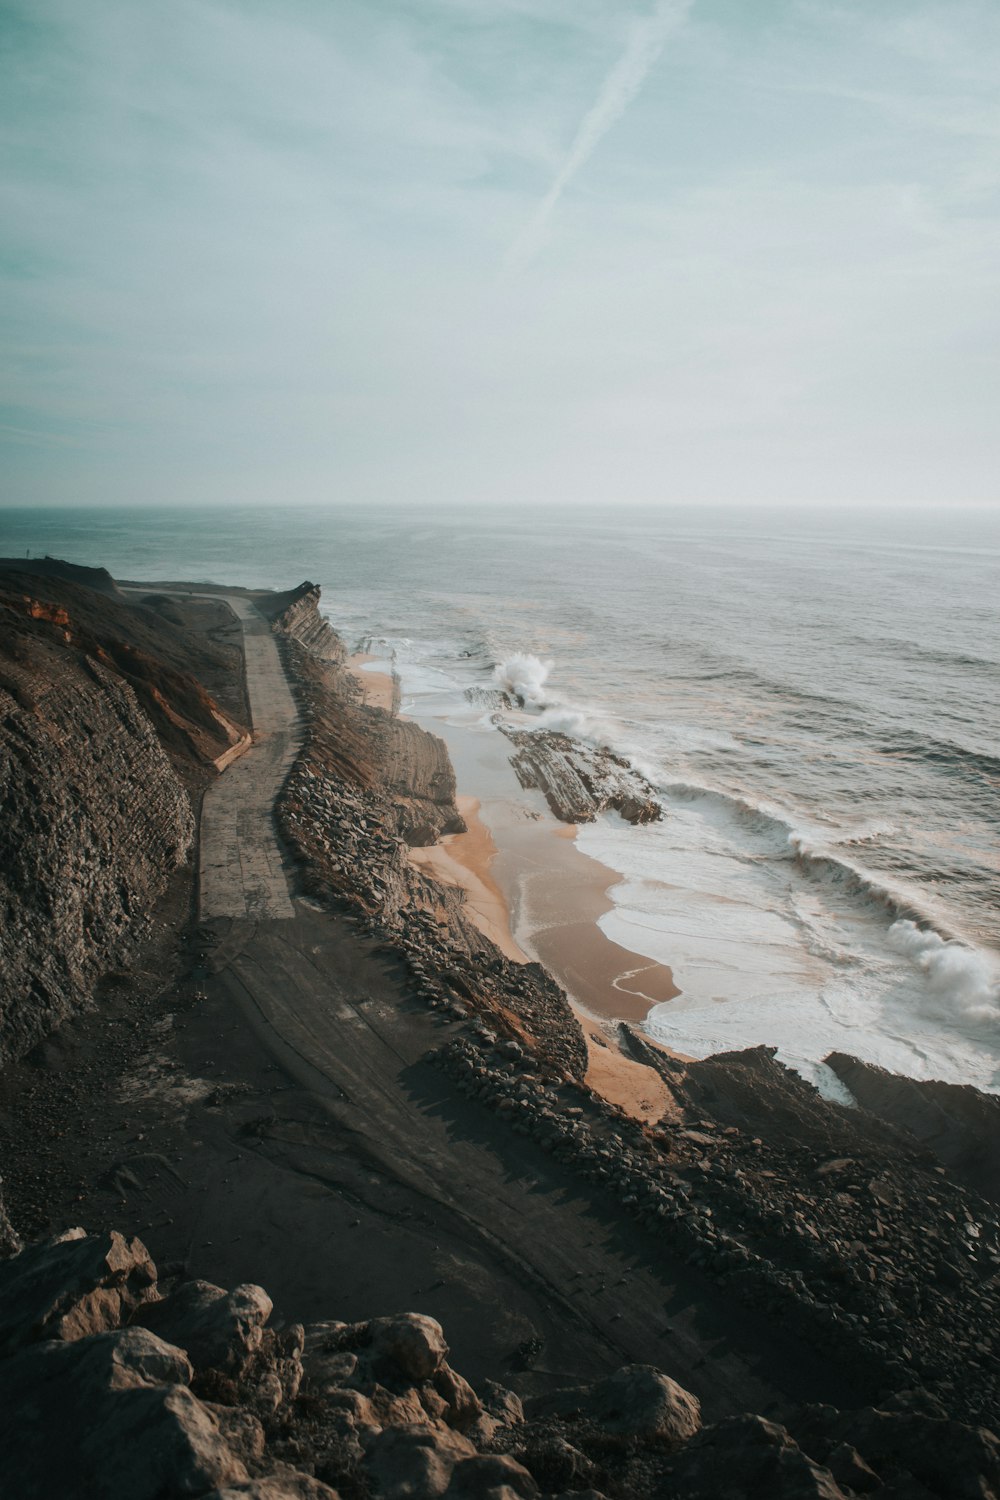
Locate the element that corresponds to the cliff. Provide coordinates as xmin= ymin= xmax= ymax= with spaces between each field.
xmin=0 ymin=566 xmax=248 ymax=1067
xmin=262 ymin=582 xmax=346 ymax=662
xmin=270 ymin=589 xmax=588 ymax=1080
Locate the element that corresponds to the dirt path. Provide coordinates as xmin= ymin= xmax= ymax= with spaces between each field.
xmin=198 ymin=597 xmax=300 ymax=921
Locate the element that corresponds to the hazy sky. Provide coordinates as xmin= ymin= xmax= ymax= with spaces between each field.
xmin=2 ymin=0 xmax=999 ymax=508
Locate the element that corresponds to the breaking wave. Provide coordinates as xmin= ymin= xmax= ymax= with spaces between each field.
xmin=887 ymin=920 xmax=1000 ymax=1027
xmin=491 ymin=654 xmax=624 ymax=753
xmin=659 ymin=778 xmax=961 ymax=937
xmin=493 ymin=653 xmax=553 ymax=709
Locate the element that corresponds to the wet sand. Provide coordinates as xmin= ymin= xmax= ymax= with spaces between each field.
xmin=398 ymin=715 xmax=684 ymax=1120
xmin=409 ymin=796 xmax=527 ymax=965
xmin=346 ymin=652 xmax=396 ymax=712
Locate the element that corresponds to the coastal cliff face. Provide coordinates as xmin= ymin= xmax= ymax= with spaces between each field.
xmin=270 ymin=588 xmax=589 ymax=1079
xmin=0 ymin=566 xmax=248 ymax=1067
xmin=0 ymin=631 xmax=194 ymax=1065
xmin=263 ymin=582 xmax=346 ymax=662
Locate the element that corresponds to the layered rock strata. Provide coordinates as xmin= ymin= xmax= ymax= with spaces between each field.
xmin=0 ymin=638 xmax=194 ymax=1064
xmin=499 ymin=725 xmax=661 ymax=825
xmin=1 ymin=1224 xmax=997 ymax=1499
xmin=0 ymin=565 xmax=248 ymax=1066
xmin=270 ymin=592 xmax=588 ymax=1080
xmin=433 ymin=1035 xmax=1000 ymax=1435
xmin=263 ymin=583 xmax=346 ymax=663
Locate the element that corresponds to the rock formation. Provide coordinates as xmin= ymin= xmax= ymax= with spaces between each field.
xmin=1 ymin=1224 xmax=997 ymax=1499
xmin=0 ymin=564 xmax=248 ymax=1066
xmin=825 ymin=1051 xmax=1000 ymax=1205
xmin=262 ymin=583 xmax=346 ymax=662
xmin=499 ymin=725 xmax=661 ymax=825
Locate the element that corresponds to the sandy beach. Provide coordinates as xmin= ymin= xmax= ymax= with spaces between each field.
xmin=401 ymin=724 xmax=681 ymax=1120
xmin=408 ymin=794 xmax=527 ymax=964
xmin=395 ymin=716 xmax=678 ymax=1018
xmin=346 ymin=651 xmax=396 ymax=712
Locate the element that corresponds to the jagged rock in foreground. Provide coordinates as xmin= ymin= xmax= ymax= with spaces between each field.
xmin=1 ymin=1226 xmax=998 ymax=1499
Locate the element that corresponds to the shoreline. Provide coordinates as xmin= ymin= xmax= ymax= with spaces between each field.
xmin=345 ymin=650 xmax=396 ymax=712
xmin=397 ymin=728 xmax=683 ymax=1120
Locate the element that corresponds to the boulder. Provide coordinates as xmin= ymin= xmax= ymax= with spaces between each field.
xmin=206 ymin=1477 xmax=341 ymax=1499
xmin=0 ymin=1329 xmax=246 ymax=1498
xmin=542 ymin=1364 xmax=702 ymax=1445
xmin=480 ymin=1380 xmax=524 ymax=1427
xmin=368 ymin=1312 xmax=449 ymax=1382
xmin=134 ymin=1277 xmax=273 ymax=1373
xmin=665 ymin=1415 xmax=848 ymax=1499
xmin=0 ymin=1227 xmax=156 ymax=1354
xmin=433 ymin=1362 xmax=484 ymax=1431
xmin=363 ymin=1422 xmax=476 ymax=1499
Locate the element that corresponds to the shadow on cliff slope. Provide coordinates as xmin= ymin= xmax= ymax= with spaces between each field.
xmin=0 ymin=562 xmax=250 ymax=1067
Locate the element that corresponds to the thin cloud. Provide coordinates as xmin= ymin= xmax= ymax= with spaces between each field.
xmin=505 ymin=0 xmax=694 ymax=272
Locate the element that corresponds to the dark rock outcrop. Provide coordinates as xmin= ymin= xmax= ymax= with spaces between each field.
xmin=825 ymin=1051 xmax=1000 ymax=1204
xmin=0 ymin=566 xmax=250 ymax=1069
xmin=0 ymin=554 xmax=122 ymax=597
xmin=500 ymin=725 xmax=661 ymax=825
xmin=134 ymin=1278 xmax=274 ymax=1375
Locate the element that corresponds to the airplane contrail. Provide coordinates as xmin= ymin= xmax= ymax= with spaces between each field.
xmin=505 ymin=0 xmax=694 ymax=273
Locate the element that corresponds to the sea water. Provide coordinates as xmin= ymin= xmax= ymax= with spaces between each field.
xmin=3 ymin=502 xmax=998 ymax=1093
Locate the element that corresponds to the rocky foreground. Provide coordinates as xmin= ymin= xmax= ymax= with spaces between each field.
xmin=2 ymin=1225 xmax=999 ymax=1499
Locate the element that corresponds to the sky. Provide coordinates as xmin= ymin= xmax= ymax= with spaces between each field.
xmin=1 ymin=0 xmax=999 ymax=510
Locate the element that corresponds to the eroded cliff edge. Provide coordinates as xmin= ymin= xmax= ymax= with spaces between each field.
xmin=268 ymin=583 xmax=588 ymax=1080
xmin=0 ymin=564 xmax=249 ymax=1066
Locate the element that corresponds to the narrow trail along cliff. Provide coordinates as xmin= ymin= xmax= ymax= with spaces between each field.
xmin=198 ymin=596 xmax=300 ymax=922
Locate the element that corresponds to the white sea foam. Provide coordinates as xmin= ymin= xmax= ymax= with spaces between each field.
xmin=493 ymin=653 xmax=553 ymax=708
xmin=887 ymin=920 xmax=1000 ymax=1027
xmin=351 ymin=626 xmax=1000 ymax=1096
xmin=578 ymin=804 xmax=1000 ymax=1095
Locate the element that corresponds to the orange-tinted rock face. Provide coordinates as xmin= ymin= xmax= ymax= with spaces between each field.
xmin=23 ymin=597 xmax=72 ymax=640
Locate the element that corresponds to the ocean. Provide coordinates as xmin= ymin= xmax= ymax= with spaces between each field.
xmin=3 ymin=502 xmax=998 ymax=1095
